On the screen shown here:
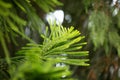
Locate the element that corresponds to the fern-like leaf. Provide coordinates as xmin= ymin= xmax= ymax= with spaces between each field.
xmin=18 ymin=25 xmax=89 ymax=66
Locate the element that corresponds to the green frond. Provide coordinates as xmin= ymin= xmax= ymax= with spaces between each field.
xmin=88 ymin=11 xmax=111 ymax=50
xmin=18 ymin=25 xmax=89 ymax=66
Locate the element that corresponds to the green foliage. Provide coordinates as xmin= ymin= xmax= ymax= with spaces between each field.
xmin=18 ymin=25 xmax=89 ymax=66
xmin=0 ymin=0 xmax=26 ymax=42
xmin=0 ymin=0 xmax=62 ymax=44
xmin=10 ymin=59 xmax=72 ymax=80
xmin=13 ymin=0 xmax=62 ymax=32
xmin=0 ymin=0 xmax=62 ymax=64
xmin=88 ymin=10 xmax=120 ymax=56
xmin=58 ymin=0 xmax=120 ymax=79
xmin=82 ymin=0 xmax=93 ymax=12
xmin=88 ymin=11 xmax=110 ymax=49
xmin=0 ymin=1 xmax=27 ymax=63
xmin=108 ymin=29 xmax=120 ymax=56
xmin=9 ymin=25 xmax=89 ymax=80
xmin=0 ymin=0 xmax=89 ymax=80
xmin=34 ymin=0 xmax=63 ymax=12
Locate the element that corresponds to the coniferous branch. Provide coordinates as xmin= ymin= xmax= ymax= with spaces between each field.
xmin=0 ymin=0 xmax=90 ymax=80
xmin=9 ymin=24 xmax=89 ymax=80
xmin=18 ymin=25 xmax=89 ymax=66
